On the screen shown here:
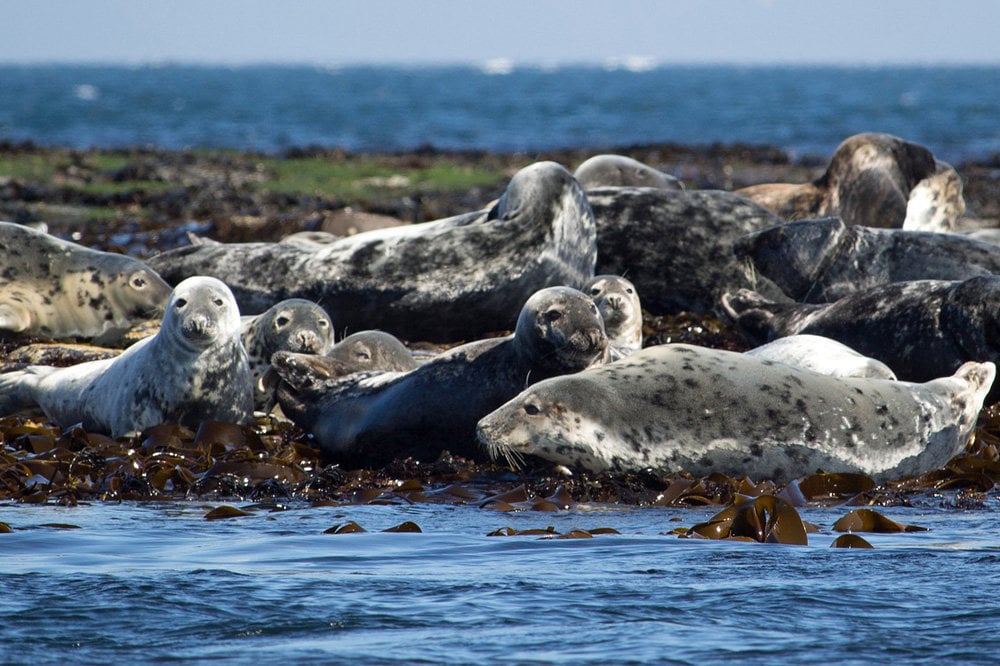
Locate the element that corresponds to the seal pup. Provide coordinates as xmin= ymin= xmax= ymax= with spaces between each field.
xmin=733 ymin=217 xmax=1000 ymax=303
xmin=477 ymin=344 xmax=994 ymax=483
xmin=734 ymin=133 xmax=958 ymax=230
xmin=586 ymin=187 xmax=787 ymax=315
xmin=241 ymin=298 xmax=334 ymax=411
xmin=325 ymin=330 xmax=419 ymax=375
xmin=148 ymin=161 xmax=596 ymax=343
xmin=745 ymin=335 xmax=897 ymax=380
xmin=0 ymin=276 xmax=253 ymax=437
xmin=720 ymin=276 xmax=1000 ymax=403
xmin=0 ymin=221 xmax=172 ymax=344
xmin=273 ymin=286 xmax=608 ymax=467
xmin=582 ymin=274 xmax=643 ymax=361
xmin=574 ymin=154 xmax=682 ymax=190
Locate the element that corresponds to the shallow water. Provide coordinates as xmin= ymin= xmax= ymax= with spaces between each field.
xmin=3 ymin=499 xmax=999 ymax=664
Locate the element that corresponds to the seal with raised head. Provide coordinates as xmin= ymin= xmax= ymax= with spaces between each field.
xmin=0 ymin=221 xmax=172 ymax=344
xmin=582 ymin=274 xmax=643 ymax=361
xmin=477 ymin=344 xmax=994 ymax=483
xmin=721 ymin=276 xmax=1000 ymax=403
xmin=241 ymin=298 xmax=334 ymax=411
xmin=272 ymin=286 xmax=608 ymax=467
xmin=148 ymin=161 xmax=596 ymax=342
xmin=0 ymin=276 xmax=253 ymax=437
xmin=745 ymin=334 xmax=897 ymax=380
xmin=574 ymin=154 xmax=683 ymax=190
xmin=733 ymin=217 xmax=1000 ymax=303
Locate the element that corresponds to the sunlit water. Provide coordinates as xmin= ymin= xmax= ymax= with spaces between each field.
xmin=3 ymin=499 xmax=1000 ymax=664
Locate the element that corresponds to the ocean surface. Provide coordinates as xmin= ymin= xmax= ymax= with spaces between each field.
xmin=1 ymin=63 xmax=999 ymax=162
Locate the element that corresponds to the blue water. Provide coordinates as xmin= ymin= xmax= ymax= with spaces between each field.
xmin=1 ymin=64 xmax=999 ymax=162
xmin=3 ymin=500 xmax=1000 ymax=664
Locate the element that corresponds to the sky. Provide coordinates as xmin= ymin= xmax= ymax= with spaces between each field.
xmin=1 ymin=0 xmax=998 ymax=66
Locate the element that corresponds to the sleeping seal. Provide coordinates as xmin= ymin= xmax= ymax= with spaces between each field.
xmin=0 ymin=276 xmax=253 ymax=436
xmin=582 ymin=274 xmax=643 ymax=361
xmin=574 ymin=154 xmax=682 ymax=190
xmin=148 ymin=161 xmax=596 ymax=342
xmin=477 ymin=344 xmax=994 ymax=483
xmin=272 ymin=286 xmax=607 ymax=467
xmin=0 ymin=221 xmax=172 ymax=344
xmin=746 ymin=335 xmax=897 ymax=380
xmin=721 ymin=276 xmax=1000 ymax=403
xmin=325 ymin=330 xmax=419 ymax=374
xmin=733 ymin=217 xmax=1000 ymax=303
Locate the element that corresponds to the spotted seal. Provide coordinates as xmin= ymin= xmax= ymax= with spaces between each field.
xmin=733 ymin=217 xmax=1000 ymax=303
xmin=0 ymin=276 xmax=253 ymax=436
xmin=734 ymin=133 xmax=960 ymax=231
xmin=272 ymin=286 xmax=607 ymax=467
xmin=0 ymin=221 xmax=172 ymax=344
xmin=721 ymin=276 xmax=1000 ymax=403
xmin=586 ymin=187 xmax=786 ymax=315
xmin=582 ymin=275 xmax=642 ymax=361
xmin=574 ymin=154 xmax=683 ymax=190
xmin=746 ymin=335 xmax=897 ymax=380
xmin=148 ymin=161 xmax=596 ymax=342
xmin=241 ymin=298 xmax=334 ymax=411
xmin=477 ymin=344 xmax=994 ymax=482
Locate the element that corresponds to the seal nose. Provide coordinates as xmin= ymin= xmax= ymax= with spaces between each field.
xmin=295 ymin=330 xmax=320 ymax=353
xmin=183 ymin=312 xmax=216 ymax=341
xmin=605 ymin=294 xmax=625 ymax=312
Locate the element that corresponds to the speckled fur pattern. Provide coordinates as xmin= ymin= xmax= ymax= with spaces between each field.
xmin=477 ymin=344 xmax=994 ymax=482
xmin=148 ymin=161 xmax=596 ymax=342
xmin=582 ymin=275 xmax=642 ymax=362
xmin=574 ymin=154 xmax=683 ymax=190
xmin=0 ymin=221 xmax=172 ymax=344
xmin=0 ymin=276 xmax=253 ymax=437
xmin=734 ymin=217 xmax=1000 ymax=303
xmin=240 ymin=298 xmax=334 ymax=410
xmin=746 ymin=334 xmax=897 ymax=380
xmin=273 ymin=286 xmax=608 ymax=467
xmin=721 ymin=276 xmax=1000 ymax=404
xmin=586 ymin=187 xmax=787 ymax=315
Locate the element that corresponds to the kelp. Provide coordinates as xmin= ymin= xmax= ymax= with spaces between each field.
xmin=683 ymin=495 xmax=809 ymax=545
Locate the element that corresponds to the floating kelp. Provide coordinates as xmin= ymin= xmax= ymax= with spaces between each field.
xmin=684 ymin=495 xmax=809 ymax=545
xmin=778 ymin=472 xmax=877 ymax=507
xmin=487 ymin=526 xmax=621 ymax=538
xmin=831 ymin=534 xmax=874 ymax=549
xmin=832 ymin=509 xmax=928 ymax=533
xmin=204 ymin=505 xmax=253 ymax=520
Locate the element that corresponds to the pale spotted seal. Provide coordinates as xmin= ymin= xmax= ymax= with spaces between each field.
xmin=581 ymin=274 xmax=643 ymax=361
xmin=0 ymin=276 xmax=253 ymax=436
xmin=272 ymin=286 xmax=607 ymax=467
xmin=721 ymin=276 xmax=1000 ymax=403
xmin=241 ymin=298 xmax=334 ymax=411
xmin=148 ymin=161 xmax=596 ymax=342
xmin=734 ymin=133 xmax=960 ymax=231
xmin=746 ymin=335 xmax=897 ymax=380
xmin=477 ymin=344 xmax=994 ymax=482
xmin=733 ymin=217 xmax=1000 ymax=303
xmin=0 ymin=221 xmax=172 ymax=344
xmin=574 ymin=154 xmax=683 ymax=190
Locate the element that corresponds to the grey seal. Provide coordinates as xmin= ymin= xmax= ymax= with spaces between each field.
xmin=0 ymin=221 xmax=172 ymax=344
xmin=0 ymin=276 xmax=253 ymax=436
xmin=241 ymin=298 xmax=334 ymax=411
xmin=586 ymin=187 xmax=786 ymax=315
xmin=746 ymin=335 xmax=897 ymax=380
xmin=582 ymin=274 xmax=643 ymax=361
xmin=721 ymin=276 xmax=1000 ymax=403
xmin=325 ymin=330 xmax=418 ymax=375
xmin=272 ymin=286 xmax=608 ymax=467
xmin=477 ymin=344 xmax=994 ymax=482
xmin=733 ymin=217 xmax=1000 ymax=303
xmin=574 ymin=154 xmax=682 ymax=190
xmin=734 ymin=133 xmax=961 ymax=231
xmin=148 ymin=161 xmax=596 ymax=342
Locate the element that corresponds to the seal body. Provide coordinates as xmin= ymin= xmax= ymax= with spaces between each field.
xmin=148 ymin=161 xmax=596 ymax=342
xmin=0 ymin=276 xmax=253 ymax=436
xmin=273 ymin=286 xmax=607 ymax=467
xmin=0 ymin=221 xmax=172 ymax=344
xmin=734 ymin=217 xmax=1000 ymax=303
xmin=477 ymin=344 xmax=994 ymax=483
xmin=574 ymin=154 xmax=682 ymax=190
xmin=746 ymin=335 xmax=897 ymax=380
xmin=582 ymin=274 xmax=642 ymax=361
xmin=587 ymin=187 xmax=785 ymax=315
xmin=721 ymin=276 xmax=1000 ymax=403
xmin=241 ymin=298 xmax=334 ymax=410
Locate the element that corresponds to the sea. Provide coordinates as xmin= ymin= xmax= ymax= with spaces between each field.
xmin=3 ymin=64 xmax=1000 ymax=665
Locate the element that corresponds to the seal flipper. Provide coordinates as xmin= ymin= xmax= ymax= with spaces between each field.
xmin=719 ymin=289 xmax=786 ymax=345
xmin=0 ymin=302 xmax=33 ymax=333
xmin=0 ymin=366 xmax=56 ymax=415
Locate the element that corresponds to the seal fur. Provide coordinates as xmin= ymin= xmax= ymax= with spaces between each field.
xmin=574 ymin=154 xmax=682 ymax=190
xmin=746 ymin=334 xmax=897 ymax=380
xmin=582 ymin=274 xmax=642 ymax=361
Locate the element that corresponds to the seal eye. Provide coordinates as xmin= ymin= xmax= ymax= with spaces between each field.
xmin=174 ymin=298 xmax=188 ymax=309
xmin=589 ymin=287 xmax=601 ymax=296
xmin=130 ymin=275 xmax=147 ymax=289
xmin=524 ymin=403 xmax=541 ymax=416
xmin=213 ymin=298 xmax=225 ymax=307
xmin=276 ymin=316 xmax=290 ymax=327
xmin=626 ymin=288 xmax=634 ymax=294
xmin=545 ymin=310 xmax=563 ymax=323
xmin=318 ymin=319 xmax=330 ymax=328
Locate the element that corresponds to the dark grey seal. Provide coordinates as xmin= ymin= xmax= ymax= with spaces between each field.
xmin=148 ymin=161 xmax=596 ymax=342
xmin=272 ymin=286 xmax=608 ymax=467
xmin=734 ymin=217 xmax=1000 ymax=303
